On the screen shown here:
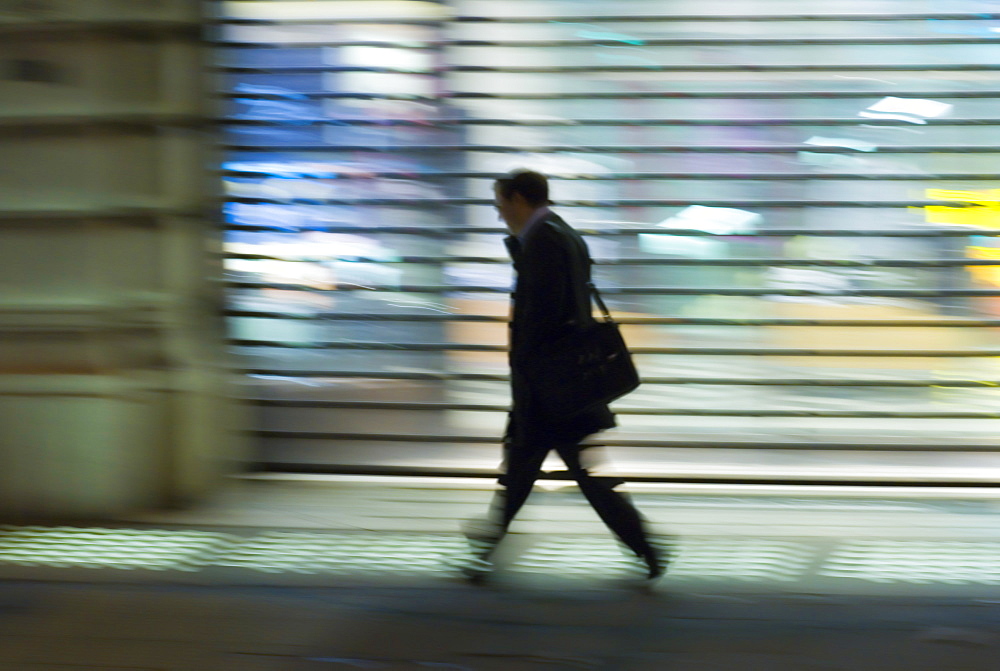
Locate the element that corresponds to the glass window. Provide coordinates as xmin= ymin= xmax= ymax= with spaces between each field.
xmin=216 ymin=0 xmax=1000 ymax=483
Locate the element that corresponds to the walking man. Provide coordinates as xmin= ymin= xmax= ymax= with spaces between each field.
xmin=464 ymin=169 xmax=664 ymax=580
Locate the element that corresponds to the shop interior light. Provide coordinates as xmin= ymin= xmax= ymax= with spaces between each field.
xmin=637 ymin=234 xmax=724 ymax=258
xmin=331 ymin=72 xmax=436 ymax=97
xmin=221 ymin=1 xmax=448 ymax=21
xmin=657 ymin=205 xmax=760 ymax=235
xmin=638 ymin=206 xmax=760 ymax=257
xmin=802 ymin=136 xmax=878 ymax=152
xmin=334 ymin=46 xmax=433 ymax=71
xmin=859 ymin=97 xmax=953 ymax=124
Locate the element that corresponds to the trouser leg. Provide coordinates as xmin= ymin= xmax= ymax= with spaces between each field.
xmin=492 ymin=442 xmax=550 ymax=534
xmin=465 ymin=442 xmax=547 ymax=563
xmin=462 ymin=443 xmax=549 ymax=577
xmin=555 ymin=443 xmax=655 ymax=558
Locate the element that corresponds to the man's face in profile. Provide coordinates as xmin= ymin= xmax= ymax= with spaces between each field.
xmin=493 ymin=186 xmax=515 ymax=228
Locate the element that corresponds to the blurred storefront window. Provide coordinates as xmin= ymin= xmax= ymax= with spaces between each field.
xmin=214 ymin=0 xmax=1000 ymax=483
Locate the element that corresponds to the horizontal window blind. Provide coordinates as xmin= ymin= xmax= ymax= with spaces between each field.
xmin=214 ymin=0 xmax=1000 ymax=484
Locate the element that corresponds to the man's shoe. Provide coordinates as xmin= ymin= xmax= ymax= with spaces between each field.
xmin=459 ymin=556 xmax=493 ymax=584
xmin=641 ymin=548 xmax=667 ymax=581
xmin=460 ymin=518 xmax=503 ymax=583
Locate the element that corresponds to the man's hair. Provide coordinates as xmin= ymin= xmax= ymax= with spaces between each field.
xmin=494 ymin=169 xmax=551 ymax=207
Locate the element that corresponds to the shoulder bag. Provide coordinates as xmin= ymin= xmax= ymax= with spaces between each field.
xmin=532 ymin=282 xmax=641 ymax=419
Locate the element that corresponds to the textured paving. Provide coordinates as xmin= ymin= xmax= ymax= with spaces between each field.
xmin=0 ymin=479 xmax=999 ymax=669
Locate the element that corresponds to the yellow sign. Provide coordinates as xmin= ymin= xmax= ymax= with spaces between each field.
xmin=924 ymin=189 xmax=1000 ymax=229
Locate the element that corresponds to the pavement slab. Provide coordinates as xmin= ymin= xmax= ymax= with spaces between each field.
xmin=2 ymin=483 xmax=1000 ymax=669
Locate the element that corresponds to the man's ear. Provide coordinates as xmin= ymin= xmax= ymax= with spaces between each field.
xmin=510 ymin=192 xmax=529 ymax=209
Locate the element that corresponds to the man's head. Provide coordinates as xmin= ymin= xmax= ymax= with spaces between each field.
xmin=493 ymin=169 xmax=550 ymax=234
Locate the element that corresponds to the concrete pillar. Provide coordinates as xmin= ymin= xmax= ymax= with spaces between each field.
xmin=0 ymin=0 xmax=246 ymax=520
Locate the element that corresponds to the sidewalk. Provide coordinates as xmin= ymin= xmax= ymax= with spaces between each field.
xmin=1 ymin=580 xmax=999 ymax=671
xmin=0 ymin=477 xmax=998 ymax=670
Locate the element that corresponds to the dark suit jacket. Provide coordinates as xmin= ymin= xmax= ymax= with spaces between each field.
xmin=504 ymin=211 xmax=616 ymax=449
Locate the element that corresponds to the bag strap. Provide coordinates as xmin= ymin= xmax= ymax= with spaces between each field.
xmin=586 ymin=282 xmax=615 ymax=324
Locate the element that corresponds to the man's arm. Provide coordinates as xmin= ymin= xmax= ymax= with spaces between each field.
xmin=515 ymin=225 xmax=575 ymax=356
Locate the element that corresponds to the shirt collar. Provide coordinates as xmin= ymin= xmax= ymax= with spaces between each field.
xmin=517 ymin=206 xmax=551 ymax=242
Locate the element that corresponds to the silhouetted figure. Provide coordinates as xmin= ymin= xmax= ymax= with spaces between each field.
xmin=463 ymin=169 xmax=664 ymax=581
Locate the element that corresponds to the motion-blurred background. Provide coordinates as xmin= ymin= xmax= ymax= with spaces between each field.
xmin=4 ymin=0 xmax=1000 ymax=520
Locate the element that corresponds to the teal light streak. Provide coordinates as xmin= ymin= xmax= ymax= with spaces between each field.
xmin=549 ymin=21 xmax=646 ymax=45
